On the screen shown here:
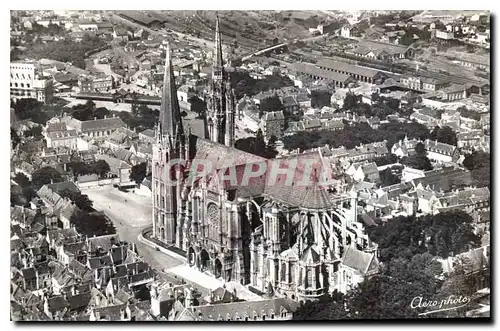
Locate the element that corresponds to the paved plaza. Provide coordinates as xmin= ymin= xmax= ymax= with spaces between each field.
xmin=84 ymin=185 xmax=183 ymax=270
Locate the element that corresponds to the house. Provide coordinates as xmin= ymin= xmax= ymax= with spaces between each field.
xmin=435 ymin=29 xmax=455 ymax=40
xmin=290 ymin=62 xmax=356 ymax=88
xmin=79 ymin=20 xmax=98 ymax=32
xmin=94 ymin=154 xmax=133 ymax=187
xmin=78 ymin=116 xmax=126 ymax=137
xmin=338 ymin=247 xmax=379 ymax=294
xmin=46 ymin=130 xmax=78 ymax=150
xmin=170 ymin=298 xmax=299 ymax=321
xmin=399 ymin=76 xmax=449 ymax=92
xmin=260 ymin=111 xmax=285 ymax=141
xmin=438 ymin=245 xmax=489 ymax=290
xmin=410 ymin=166 xmax=472 ymax=192
xmin=281 ymin=96 xmax=300 ymax=113
xmin=438 ymin=84 xmax=467 ymax=102
xmin=316 ymin=59 xmax=386 ymax=84
xmin=424 ymin=139 xmax=459 ymax=163
xmin=340 ymin=25 xmax=359 ymax=39
xmin=113 ymin=27 xmax=131 ymax=42
xmin=139 ymin=129 xmax=155 ymax=143
xmin=177 ymin=85 xmax=195 ymax=103
xmin=242 ymin=109 xmax=261 ymax=133
xmin=353 ymin=162 xmax=380 ymax=183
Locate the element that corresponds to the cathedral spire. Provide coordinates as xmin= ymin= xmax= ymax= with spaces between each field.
xmin=160 ymin=43 xmax=184 ymax=145
xmin=213 ymin=14 xmax=224 ymax=79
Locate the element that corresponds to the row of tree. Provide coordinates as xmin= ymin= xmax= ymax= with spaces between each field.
xmin=282 ymin=121 xmax=431 ymax=152
xmin=463 ymin=151 xmax=490 ymax=189
xmin=235 ymin=130 xmax=278 ymax=159
xmin=229 ymin=71 xmax=294 ymax=99
xmin=67 ymin=160 xmax=111 ymax=179
xmin=24 ymin=33 xmax=107 ymax=69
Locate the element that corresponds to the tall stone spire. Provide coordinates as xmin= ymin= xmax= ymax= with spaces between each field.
xmin=160 ymin=43 xmax=184 ymax=147
xmin=213 ymin=14 xmax=224 ymax=80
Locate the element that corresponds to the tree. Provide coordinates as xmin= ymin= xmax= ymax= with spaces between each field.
xmin=373 ymin=154 xmax=398 ymax=166
xmin=67 ymin=161 xmax=92 ymax=177
xmin=31 ymin=166 xmax=63 ymax=190
xmin=72 ymin=101 xmax=95 ymax=121
xmin=259 ymin=94 xmax=282 ymax=113
xmin=130 ymin=162 xmax=148 ymax=185
xmin=415 ymin=142 xmax=426 ymax=156
xmin=311 ymin=90 xmax=332 ymax=108
xmin=70 ymin=212 xmax=116 ymax=237
xmin=379 ymin=168 xmax=400 ymax=187
xmin=59 ymin=188 xmax=94 ymax=212
xmin=12 ymin=99 xmax=47 ymax=124
xmin=401 ymin=154 xmax=433 ymax=171
xmin=235 ymin=129 xmax=277 ymax=159
xmin=93 ymin=107 xmax=110 ymax=120
xmin=343 ymin=93 xmax=361 ymax=110
xmin=14 ymin=173 xmax=31 ymax=188
xmin=188 ymin=96 xmax=206 ymax=118
xmin=131 ymin=92 xmax=140 ymax=116
xmin=430 ymin=126 xmax=457 ymax=146
xmin=463 ymin=152 xmax=490 ymax=188
xmin=23 ymin=126 xmax=43 ymax=138
xmin=293 ymin=291 xmax=350 ymax=320
xmin=11 ymin=127 xmax=21 ymax=149
xmin=369 ymin=211 xmax=480 ymax=262
xmin=92 ymin=160 xmax=110 ymax=179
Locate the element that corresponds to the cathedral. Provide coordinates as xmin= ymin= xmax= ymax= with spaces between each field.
xmin=151 ymin=16 xmax=378 ymax=302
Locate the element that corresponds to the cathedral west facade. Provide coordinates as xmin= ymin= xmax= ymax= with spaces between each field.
xmin=151 ymin=17 xmax=378 ymax=302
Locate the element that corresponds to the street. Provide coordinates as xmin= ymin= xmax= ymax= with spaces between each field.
xmin=83 ymin=185 xmax=184 ymax=270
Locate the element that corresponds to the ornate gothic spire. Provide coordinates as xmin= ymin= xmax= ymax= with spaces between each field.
xmin=213 ymin=14 xmax=224 ymax=79
xmin=160 ymin=43 xmax=184 ymax=146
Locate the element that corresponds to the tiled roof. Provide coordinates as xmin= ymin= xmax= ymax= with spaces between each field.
xmin=140 ymin=129 xmax=155 ymax=139
xmin=47 ymin=181 xmax=80 ymax=195
xmin=188 ymin=135 xmax=266 ymax=171
xmin=47 ymin=122 xmax=68 ymax=132
xmin=361 ymin=162 xmax=379 ymax=175
xmin=94 ymin=154 xmax=131 ymax=171
xmin=316 ymin=58 xmax=383 ymax=79
xmin=87 ymin=234 xmax=121 ymax=253
xmin=184 ymin=298 xmax=299 ymax=321
xmin=208 ymin=151 xmax=339 ymax=210
xmin=341 ymin=247 xmax=376 ymax=274
xmin=262 ymin=111 xmax=284 ymax=121
xmin=80 ymin=117 xmax=125 ymax=133
xmin=357 ymin=40 xmax=409 ymax=56
xmin=46 ymin=295 xmax=69 ymax=312
xmin=300 ymin=245 xmax=321 ymax=264
xmin=291 ymin=62 xmax=353 ymax=83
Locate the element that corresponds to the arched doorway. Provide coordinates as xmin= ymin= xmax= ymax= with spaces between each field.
xmin=214 ymin=259 xmax=223 ymax=279
xmin=200 ymin=249 xmax=210 ymax=272
xmin=160 ymin=227 xmax=165 ymax=241
xmin=188 ymin=247 xmax=196 ymax=267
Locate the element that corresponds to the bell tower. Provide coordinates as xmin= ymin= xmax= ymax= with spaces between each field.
xmin=152 ymin=43 xmax=186 ymax=245
xmin=207 ymin=15 xmax=235 ymax=147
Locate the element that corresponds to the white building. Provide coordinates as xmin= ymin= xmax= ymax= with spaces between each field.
xmin=10 ymin=61 xmax=53 ymax=103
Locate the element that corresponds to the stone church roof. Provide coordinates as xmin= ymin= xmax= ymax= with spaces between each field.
xmin=202 ymin=149 xmax=339 ymax=210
